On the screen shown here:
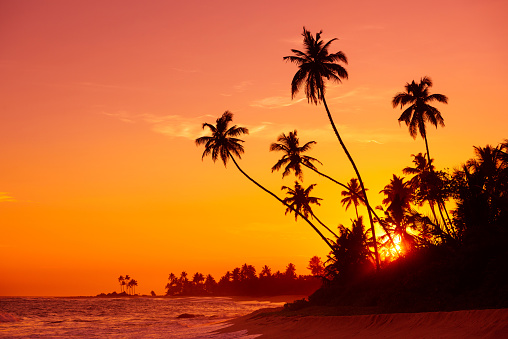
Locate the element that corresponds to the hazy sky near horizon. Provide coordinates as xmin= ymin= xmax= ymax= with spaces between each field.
xmin=1 ymin=0 xmax=507 ymax=296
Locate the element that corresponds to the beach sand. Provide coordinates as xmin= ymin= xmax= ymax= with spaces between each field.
xmin=218 ymin=306 xmax=508 ymax=338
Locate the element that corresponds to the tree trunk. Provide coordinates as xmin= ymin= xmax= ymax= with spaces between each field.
xmin=229 ymin=153 xmax=335 ymax=251
xmin=310 ymin=211 xmax=339 ymax=239
xmin=321 ymin=97 xmax=380 ymax=270
xmin=303 ymin=163 xmax=398 ymax=254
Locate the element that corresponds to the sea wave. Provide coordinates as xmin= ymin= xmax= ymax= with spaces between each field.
xmin=0 ymin=312 xmax=19 ymax=322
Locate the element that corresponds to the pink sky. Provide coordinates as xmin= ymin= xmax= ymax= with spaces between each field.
xmin=1 ymin=0 xmax=507 ymax=296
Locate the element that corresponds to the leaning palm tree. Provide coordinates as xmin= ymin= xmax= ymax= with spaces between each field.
xmin=284 ymin=27 xmax=379 ymax=268
xmin=341 ymin=178 xmax=366 ymax=219
xmin=270 ymin=130 xmax=396 ymax=249
xmin=270 ymin=130 xmax=322 ymax=180
xmin=196 ymin=111 xmax=334 ymax=250
xmin=282 ymin=181 xmax=338 ymax=238
xmin=392 ymin=76 xmax=448 ymax=166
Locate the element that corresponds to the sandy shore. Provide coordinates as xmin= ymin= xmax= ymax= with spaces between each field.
xmin=218 ymin=307 xmax=508 ymax=338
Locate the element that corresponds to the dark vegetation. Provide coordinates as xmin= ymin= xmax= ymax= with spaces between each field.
xmin=196 ymin=27 xmax=508 ymax=313
xmin=164 ymin=262 xmax=322 ymax=297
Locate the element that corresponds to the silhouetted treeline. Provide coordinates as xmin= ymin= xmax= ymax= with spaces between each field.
xmin=165 ymin=263 xmax=321 ymax=297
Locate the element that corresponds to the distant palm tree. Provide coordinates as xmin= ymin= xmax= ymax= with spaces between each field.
xmin=196 ymin=111 xmax=334 ymax=250
xmin=270 ymin=130 xmax=322 ymax=180
xmin=284 ymin=27 xmax=379 ymax=269
xmin=124 ymin=275 xmax=130 ymax=294
xmin=131 ymin=279 xmax=138 ymax=295
xmin=282 ymin=181 xmax=338 ymax=238
xmin=260 ymin=265 xmax=272 ymax=278
xmin=392 ymin=76 xmax=448 ymax=166
xmin=118 ymin=275 xmax=125 ymax=293
xmin=341 ymin=178 xmax=367 ymax=219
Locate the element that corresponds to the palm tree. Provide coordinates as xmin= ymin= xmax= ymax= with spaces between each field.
xmin=392 ymin=76 xmax=448 ymax=166
xmin=196 ymin=111 xmax=334 ymax=250
xmin=281 ymin=181 xmax=338 ymax=238
xmin=270 ymin=130 xmax=322 ymax=180
xmin=341 ymin=178 xmax=366 ymax=219
xmin=380 ymin=175 xmax=413 ymax=225
xmin=124 ymin=275 xmax=130 ymax=294
xmin=118 ymin=275 xmax=124 ymax=293
xmin=403 ymin=153 xmax=450 ymax=237
xmin=379 ymin=175 xmax=419 ymax=253
xmin=260 ymin=265 xmax=272 ymax=278
xmin=284 ymin=27 xmax=380 ymax=269
xmin=269 ymin=130 xmax=396 ymax=248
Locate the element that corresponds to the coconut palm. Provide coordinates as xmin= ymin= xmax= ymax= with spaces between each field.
xmin=380 ymin=175 xmax=414 ymax=225
xmin=341 ymin=178 xmax=367 ymax=219
xmin=269 ymin=130 xmax=322 ymax=180
xmin=269 ymin=131 xmax=395 ymax=247
xmin=284 ymin=27 xmax=379 ymax=269
xmin=403 ymin=153 xmax=451 ymax=237
xmin=392 ymin=76 xmax=448 ymax=166
xmin=196 ymin=111 xmax=334 ymax=250
xmin=260 ymin=265 xmax=272 ymax=278
xmin=282 ymin=181 xmax=338 ymax=238
xmin=118 ymin=275 xmax=124 ymax=293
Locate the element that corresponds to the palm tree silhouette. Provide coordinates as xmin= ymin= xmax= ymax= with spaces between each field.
xmin=260 ymin=265 xmax=272 ymax=278
xmin=269 ymin=130 xmax=396 ymax=249
xmin=196 ymin=111 xmax=334 ymax=250
xmin=284 ymin=27 xmax=380 ymax=269
xmin=379 ymin=175 xmax=417 ymax=253
xmin=341 ymin=178 xmax=366 ymax=219
xmin=392 ymin=76 xmax=448 ymax=166
xmin=403 ymin=153 xmax=450 ymax=236
xmin=282 ymin=181 xmax=338 ymax=238
xmin=270 ymin=130 xmax=322 ymax=180
xmin=118 ymin=275 xmax=124 ymax=293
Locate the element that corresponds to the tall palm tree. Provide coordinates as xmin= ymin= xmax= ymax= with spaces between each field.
xmin=196 ymin=111 xmax=334 ymax=250
xmin=392 ymin=76 xmax=448 ymax=166
xmin=118 ymin=275 xmax=124 ymax=293
xmin=282 ymin=181 xmax=338 ymax=238
xmin=284 ymin=27 xmax=379 ymax=268
xmin=341 ymin=178 xmax=366 ymax=219
xmin=270 ymin=130 xmax=322 ymax=179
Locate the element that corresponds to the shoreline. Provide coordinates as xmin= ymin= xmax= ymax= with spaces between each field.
xmin=217 ymin=307 xmax=508 ymax=338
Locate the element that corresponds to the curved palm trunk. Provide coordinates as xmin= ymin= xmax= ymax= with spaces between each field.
xmin=423 ymin=136 xmax=454 ymax=239
xmin=303 ymin=163 xmax=398 ymax=253
xmin=228 ymin=153 xmax=334 ymax=251
xmin=310 ymin=211 xmax=339 ymax=239
xmin=314 ymin=97 xmax=380 ymax=269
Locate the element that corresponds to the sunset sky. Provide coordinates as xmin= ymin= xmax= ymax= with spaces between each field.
xmin=1 ymin=0 xmax=507 ymax=296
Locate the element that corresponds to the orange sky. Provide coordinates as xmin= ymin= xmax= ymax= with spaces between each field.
xmin=1 ymin=0 xmax=507 ymax=296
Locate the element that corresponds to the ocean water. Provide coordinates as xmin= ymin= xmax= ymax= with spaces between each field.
xmin=0 ymin=297 xmax=282 ymax=338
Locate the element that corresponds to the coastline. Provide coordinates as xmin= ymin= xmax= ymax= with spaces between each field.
xmin=218 ymin=307 xmax=508 ymax=338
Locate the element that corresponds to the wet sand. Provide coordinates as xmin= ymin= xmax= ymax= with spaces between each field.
xmin=218 ymin=307 xmax=508 ymax=338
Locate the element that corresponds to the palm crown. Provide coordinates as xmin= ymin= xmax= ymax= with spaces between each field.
xmin=281 ymin=181 xmax=322 ymax=221
xmin=340 ymin=178 xmax=367 ymax=218
xmin=195 ymin=111 xmax=249 ymax=166
xmin=283 ymin=27 xmax=348 ymax=104
xmin=270 ymin=130 xmax=322 ymax=179
xmin=392 ymin=76 xmax=448 ymax=140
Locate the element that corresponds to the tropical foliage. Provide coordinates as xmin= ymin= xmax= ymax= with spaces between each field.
xmin=164 ymin=261 xmax=321 ymax=297
xmin=195 ymin=27 xmax=507 ymax=310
